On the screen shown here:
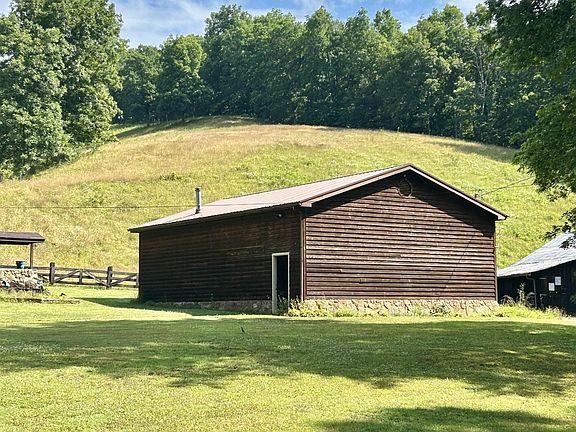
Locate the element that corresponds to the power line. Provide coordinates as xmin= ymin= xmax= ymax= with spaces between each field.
xmin=475 ymin=176 xmax=533 ymax=199
xmin=0 ymin=177 xmax=536 ymax=209
xmin=0 ymin=205 xmax=191 ymax=209
xmin=0 ymin=203 xmax=288 ymax=209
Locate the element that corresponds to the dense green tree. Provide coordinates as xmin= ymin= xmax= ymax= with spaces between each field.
xmin=294 ymin=7 xmax=341 ymax=125
xmin=0 ymin=15 xmax=70 ymax=174
xmin=115 ymin=45 xmax=161 ymax=124
xmin=247 ymin=11 xmax=302 ymax=122
xmin=107 ymin=3 xmax=563 ymax=158
xmin=202 ymin=5 xmax=253 ymax=114
xmin=1 ymin=1 xmax=566 ymax=175
xmin=488 ymin=0 xmax=576 ymax=234
xmin=414 ymin=6 xmax=475 ymax=136
xmin=156 ymin=35 xmax=212 ymax=120
xmin=332 ymin=9 xmax=393 ymax=127
xmin=377 ymin=27 xmax=450 ymax=134
xmin=12 ymin=0 xmax=123 ymax=149
xmin=465 ymin=5 xmax=552 ymax=145
xmin=374 ymin=9 xmax=402 ymax=43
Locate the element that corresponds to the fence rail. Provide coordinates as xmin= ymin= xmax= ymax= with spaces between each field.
xmin=0 ymin=262 xmax=138 ymax=288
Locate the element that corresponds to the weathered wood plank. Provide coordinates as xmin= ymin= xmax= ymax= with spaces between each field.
xmin=304 ymin=172 xmax=498 ymax=300
xmin=138 ymin=208 xmax=301 ymax=302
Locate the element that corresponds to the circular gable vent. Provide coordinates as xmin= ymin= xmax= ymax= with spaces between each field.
xmin=397 ymin=179 xmax=412 ymax=197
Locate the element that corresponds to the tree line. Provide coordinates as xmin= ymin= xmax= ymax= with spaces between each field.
xmin=116 ymin=4 xmax=555 ymax=149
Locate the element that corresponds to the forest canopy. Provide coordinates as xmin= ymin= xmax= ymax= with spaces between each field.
xmin=0 ymin=1 xmax=566 ymax=178
xmin=115 ymin=4 xmax=556 ymax=152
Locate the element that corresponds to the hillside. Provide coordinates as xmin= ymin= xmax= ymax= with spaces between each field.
xmin=0 ymin=116 xmax=570 ymax=270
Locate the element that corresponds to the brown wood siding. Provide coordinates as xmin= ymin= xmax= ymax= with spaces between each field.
xmin=304 ymin=172 xmax=497 ymax=299
xmin=138 ymin=208 xmax=301 ymax=302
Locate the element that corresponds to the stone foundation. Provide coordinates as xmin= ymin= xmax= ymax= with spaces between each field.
xmin=0 ymin=269 xmax=43 ymax=291
xmin=167 ymin=298 xmax=497 ymax=316
xmin=172 ymin=299 xmax=273 ymax=314
xmin=302 ymin=298 xmax=499 ymax=317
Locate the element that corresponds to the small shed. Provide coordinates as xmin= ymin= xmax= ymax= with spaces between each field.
xmin=498 ymin=233 xmax=576 ymax=312
xmin=0 ymin=231 xmax=45 ymax=268
xmin=130 ymin=164 xmax=507 ymax=315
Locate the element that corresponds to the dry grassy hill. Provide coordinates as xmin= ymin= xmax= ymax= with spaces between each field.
xmin=0 ymin=116 xmax=570 ymax=270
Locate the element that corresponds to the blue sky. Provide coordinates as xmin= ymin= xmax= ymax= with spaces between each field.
xmin=0 ymin=0 xmax=481 ymax=47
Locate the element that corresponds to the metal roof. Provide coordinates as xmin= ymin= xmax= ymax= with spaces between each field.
xmin=0 ymin=231 xmax=45 ymax=245
xmin=498 ymin=233 xmax=576 ymax=278
xmin=130 ymin=164 xmax=507 ymax=232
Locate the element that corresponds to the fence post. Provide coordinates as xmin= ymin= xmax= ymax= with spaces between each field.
xmin=49 ymin=262 xmax=55 ymax=285
xmin=106 ymin=266 xmax=113 ymax=288
xmin=79 ymin=269 xmax=83 ymax=285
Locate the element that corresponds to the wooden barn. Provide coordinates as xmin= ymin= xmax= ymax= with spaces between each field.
xmin=130 ymin=164 xmax=507 ymax=314
xmin=498 ymin=233 xmax=576 ymax=313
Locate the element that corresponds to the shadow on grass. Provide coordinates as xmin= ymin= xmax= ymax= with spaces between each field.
xmin=318 ymin=407 xmax=570 ymax=432
xmin=80 ymin=295 xmax=241 ymax=316
xmin=429 ymin=139 xmax=516 ymax=163
xmin=114 ymin=116 xmax=259 ymax=140
xmin=0 ymin=302 xmax=575 ymax=396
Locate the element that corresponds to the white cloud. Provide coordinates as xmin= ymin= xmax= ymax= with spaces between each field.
xmin=0 ymin=0 xmax=484 ymax=46
xmin=115 ymin=0 xmax=217 ymax=46
xmin=115 ymin=0 xmax=343 ymax=46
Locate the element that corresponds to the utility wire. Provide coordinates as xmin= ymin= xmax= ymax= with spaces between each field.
xmin=1 ymin=178 xmax=536 ymax=209
xmin=0 ymin=203 xmax=289 ymax=209
xmin=475 ymin=176 xmax=533 ymax=199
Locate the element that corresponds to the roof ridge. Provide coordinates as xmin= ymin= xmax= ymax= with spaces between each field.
xmin=129 ymin=163 xmax=507 ymax=233
xmin=207 ymin=165 xmax=400 ymax=204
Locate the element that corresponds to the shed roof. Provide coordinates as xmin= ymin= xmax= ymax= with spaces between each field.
xmin=130 ymin=164 xmax=507 ymax=232
xmin=498 ymin=233 xmax=576 ymax=278
xmin=0 ymin=231 xmax=45 ymax=245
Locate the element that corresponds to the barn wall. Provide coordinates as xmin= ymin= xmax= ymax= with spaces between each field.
xmin=304 ymin=172 xmax=497 ymax=300
xmin=138 ymin=208 xmax=301 ymax=303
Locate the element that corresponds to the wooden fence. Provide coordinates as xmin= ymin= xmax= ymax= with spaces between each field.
xmin=1 ymin=262 xmax=138 ymax=288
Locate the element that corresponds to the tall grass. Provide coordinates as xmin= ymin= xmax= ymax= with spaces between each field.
xmin=0 ymin=116 xmax=570 ymax=270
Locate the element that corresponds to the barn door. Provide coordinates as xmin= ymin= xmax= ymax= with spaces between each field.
xmin=271 ymin=253 xmax=290 ymax=314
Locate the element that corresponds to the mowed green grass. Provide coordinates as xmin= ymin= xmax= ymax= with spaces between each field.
xmin=0 ymin=116 xmax=571 ymax=270
xmin=0 ymin=287 xmax=574 ymax=431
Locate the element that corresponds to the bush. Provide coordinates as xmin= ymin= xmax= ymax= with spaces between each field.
xmin=286 ymin=300 xmax=331 ymax=317
xmin=492 ymin=304 xmax=564 ymax=319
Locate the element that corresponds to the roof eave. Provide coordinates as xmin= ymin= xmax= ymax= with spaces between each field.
xmin=129 ymin=203 xmax=299 ymax=233
xmin=497 ymin=272 xmax=531 ymax=279
xmin=0 ymin=240 xmax=45 ymax=245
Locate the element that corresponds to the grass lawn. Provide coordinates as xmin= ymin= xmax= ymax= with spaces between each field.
xmin=0 ymin=287 xmax=575 ymax=431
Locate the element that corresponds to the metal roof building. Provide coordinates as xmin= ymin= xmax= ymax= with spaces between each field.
xmin=497 ymin=233 xmax=576 ymax=312
xmin=131 ymin=164 xmax=506 ymax=315
xmin=0 ymin=231 xmax=45 ymax=268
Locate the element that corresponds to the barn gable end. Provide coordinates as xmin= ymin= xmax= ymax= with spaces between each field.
xmin=303 ymin=171 xmax=497 ymax=302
